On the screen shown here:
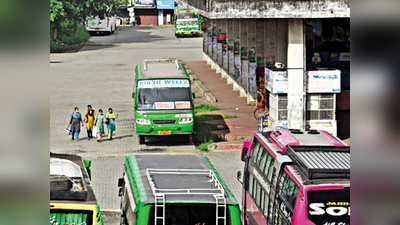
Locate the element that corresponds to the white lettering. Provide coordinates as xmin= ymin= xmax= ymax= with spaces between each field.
xmin=309 ymin=203 xmax=350 ymax=216
xmin=326 ymin=207 xmax=348 ymax=216
xmin=309 ymin=203 xmax=326 ymax=215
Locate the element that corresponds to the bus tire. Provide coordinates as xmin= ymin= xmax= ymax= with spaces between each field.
xmin=138 ymin=135 xmax=145 ymax=144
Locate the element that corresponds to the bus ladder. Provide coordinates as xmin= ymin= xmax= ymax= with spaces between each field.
xmin=155 ymin=194 xmax=165 ymax=225
xmin=215 ymin=194 xmax=226 ymax=225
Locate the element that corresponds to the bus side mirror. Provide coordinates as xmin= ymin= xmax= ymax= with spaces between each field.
xmin=237 ymin=171 xmax=243 ymax=184
xmin=118 ymin=178 xmax=124 ymax=187
xmin=192 ymin=93 xmax=196 ymax=98
xmin=118 ymin=187 xmax=123 ymax=197
xmin=241 ymin=138 xmax=253 ymax=162
xmin=132 ymin=92 xmax=135 ymax=99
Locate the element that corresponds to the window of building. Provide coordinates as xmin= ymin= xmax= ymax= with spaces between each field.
xmin=306 ymin=93 xmax=335 ymax=120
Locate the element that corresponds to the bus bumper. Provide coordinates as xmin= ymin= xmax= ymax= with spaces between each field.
xmin=136 ymin=124 xmax=193 ymax=136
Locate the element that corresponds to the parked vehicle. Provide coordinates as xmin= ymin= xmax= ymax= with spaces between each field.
xmin=118 ymin=154 xmax=242 ymax=225
xmin=132 ymin=59 xmax=195 ymax=144
xmin=50 ymin=153 xmax=103 ymax=225
xmin=238 ymin=129 xmax=350 ymax=225
xmin=174 ymin=7 xmax=200 ymax=37
xmin=85 ymin=12 xmax=116 ymax=34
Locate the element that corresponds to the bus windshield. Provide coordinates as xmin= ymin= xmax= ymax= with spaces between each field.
xmin=307 ymin=189 xmax=350 ymax=225
xmin=137 ymin=87 xmax=192 ymax=110
xmin=176 ymin=13 xmax=198 ymax=23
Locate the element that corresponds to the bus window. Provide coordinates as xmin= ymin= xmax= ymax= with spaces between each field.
xmin=257 ymin=146 xmax=265 ymax=166
xmin=266 ymin=159 xmax=275 ymax=183
xmin=263 ymin=154 xmax=272 ymax=177
xmin=261 ymin=189 xmax=265 ymax=214
xmin=251 ymin=141 xmax=261 ymax=163
xmin=249 ymin=174 xmax=254 ymax=197
xmin=256 ymin=182 xmax=261 ymax=206
xmin=259 ymin=149 xmax=268 ymax=172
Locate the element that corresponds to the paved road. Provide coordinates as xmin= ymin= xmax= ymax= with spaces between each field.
xmin=50 ymin=26 xmax=245 ymax=224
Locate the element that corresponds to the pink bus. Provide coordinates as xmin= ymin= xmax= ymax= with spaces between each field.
xmin=237 ymin=129 xmax=350 ymax=225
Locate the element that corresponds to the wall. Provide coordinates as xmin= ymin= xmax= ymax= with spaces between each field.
xmin=177 ymin=0 xmax=350 ymax=19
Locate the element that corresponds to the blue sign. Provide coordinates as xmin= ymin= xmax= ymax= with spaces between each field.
xmin=156 ymin=0 xmax=175 ymax=9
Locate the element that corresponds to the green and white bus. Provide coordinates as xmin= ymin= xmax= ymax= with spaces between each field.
xmin=118 ymin=155 xmax=242 ymax=225
xmin=132 ymin=59 xmax=195 ymax=144
xmin=50 ymin=153 xmax=103 ymax=225
xmin=174 ymin=7 xmax=201 ymax=37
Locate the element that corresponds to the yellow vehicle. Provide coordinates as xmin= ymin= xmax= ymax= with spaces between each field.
xmin=50 ymin=153 xmax=103 ymax=225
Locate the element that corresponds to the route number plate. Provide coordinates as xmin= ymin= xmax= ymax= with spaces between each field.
xmin=158 ymin=130 xmax=172 ymax=135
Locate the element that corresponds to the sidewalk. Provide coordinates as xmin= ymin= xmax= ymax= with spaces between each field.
xmin=183 ymin=61 xmax=259 ymax=150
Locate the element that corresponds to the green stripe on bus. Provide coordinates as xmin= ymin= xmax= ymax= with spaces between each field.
xmin=202 ymin=156 xmax=238 ymax=204
xmin=125 ymin=156 xmax=148 ymax=206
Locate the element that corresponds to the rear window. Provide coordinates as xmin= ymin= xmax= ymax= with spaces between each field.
xmin=50 ymin=209 xmax=93 ymax=225
xmin=307 ymin=188 xmax=350 ymax=225
xmin=149 ymin=204 xmax=232 ymax=225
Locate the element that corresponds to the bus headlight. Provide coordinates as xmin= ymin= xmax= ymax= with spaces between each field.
xmin=179 ymin=118 xmax=193 ymax=124
xmin=136 ymin=119 xmax=151 ymax=125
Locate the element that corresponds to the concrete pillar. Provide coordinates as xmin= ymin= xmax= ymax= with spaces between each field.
xmin=233 ymin=19 xmax=241 ymax=83
xmin=248 ymin=19 xmax=257 ymax=100
xmin=240 ymin=19 xmax=248 ymax=89
xmin=266 ymin=19 xmax=277 ymax=65
xmin=227 ymin=19 xmax=235 ymax=76
xmin=217 ymin=19 xmax=223 ymax=68
xmin=212 ymin=21 xmax=218 ymax=63
xmin=287 ymin=19 xmax=305 ymax=130
xmin=207 ymin=20 xmax=213 ymax=58
xmin=222 ymin=19 xmax=228 ymax=72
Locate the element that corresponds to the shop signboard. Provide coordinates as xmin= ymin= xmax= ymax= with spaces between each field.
xmin=306 ymin=68 xmax=341 ymax=93
xmin=156 ymin=0 xmax=174 ymax=9
xmin=135 ymin=0 xmax=155 ymax=7
xmin=265 ymin=68 xmax=288 ymax=93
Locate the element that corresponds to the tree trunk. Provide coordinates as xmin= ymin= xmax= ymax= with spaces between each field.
xmin=53 ymin=28 xmax=57 ymax=40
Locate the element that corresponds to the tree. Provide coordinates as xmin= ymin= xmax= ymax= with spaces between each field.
xmin=50 ymin=0 xmax=125 ymax=40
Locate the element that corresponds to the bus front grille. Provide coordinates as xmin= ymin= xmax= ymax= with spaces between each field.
xmin=153 ymin=120 xmax=176 ymax=124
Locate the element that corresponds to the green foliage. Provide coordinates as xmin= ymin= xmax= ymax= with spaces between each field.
xmin=58 ymin=24 xmax=90 ymax=45
xmin=194 ymin=104 xmax=224 ymax=114
xmin=199 ymin=140 xmax=214 ymax=151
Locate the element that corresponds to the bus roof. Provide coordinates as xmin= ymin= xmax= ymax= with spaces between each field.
xmin=286 ymin=145 xmax=350 ymax=180
xmin=50 ymin=153 xmax=98 ymax=205
xmin=135 ymin=59 xmax=189 ymax=80
xmin=124 ymin=155 xmax=238 ymax=206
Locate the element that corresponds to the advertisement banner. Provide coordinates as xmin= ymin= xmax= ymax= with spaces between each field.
xmin=156 ymin=0 xmax=174 ymax=9
xmin=306 ymin=69 xmax=341 ymax=93
xmin=135 ymin=0 xmax=155 ymax=6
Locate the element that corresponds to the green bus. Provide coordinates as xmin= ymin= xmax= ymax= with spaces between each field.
xmin=117 ymin=155 xmax=242 ymax=225
xmin=174 ymin=7 xmax=201 ymax=37
xmin=132 ymin=59 xmax=195 ymax=144
xmin=50 ymin=153 xmax=103 ymax=225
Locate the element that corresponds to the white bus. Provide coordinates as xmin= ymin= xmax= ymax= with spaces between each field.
xmin=86 ymin=12 xmax=116 ymax=35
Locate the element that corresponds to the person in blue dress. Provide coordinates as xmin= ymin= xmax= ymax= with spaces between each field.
xmin=68 ymin=107 xmax=84 ymax=141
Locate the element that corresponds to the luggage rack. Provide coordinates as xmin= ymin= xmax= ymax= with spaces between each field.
xmin=146 ymin=168 xmax=227 ymax=225
xmin=143 ymin=59 xmax=181 ymax=71
xmin=286 ymin=145 xmax=350 ymax=180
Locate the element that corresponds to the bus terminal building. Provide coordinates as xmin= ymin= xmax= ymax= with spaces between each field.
xmin=175 ymin=0 xmax=350 ymax=140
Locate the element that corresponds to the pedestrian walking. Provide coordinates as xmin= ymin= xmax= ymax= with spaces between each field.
xmin=85 ymin=105 xmax=96 ymax=140
xmin=68 ymin=107 xmax=84 ymax=141
xmin=106 ymin=108 xmax=118 ymax=140
xmin=94 ymin=109 xmax=106 ymax=142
